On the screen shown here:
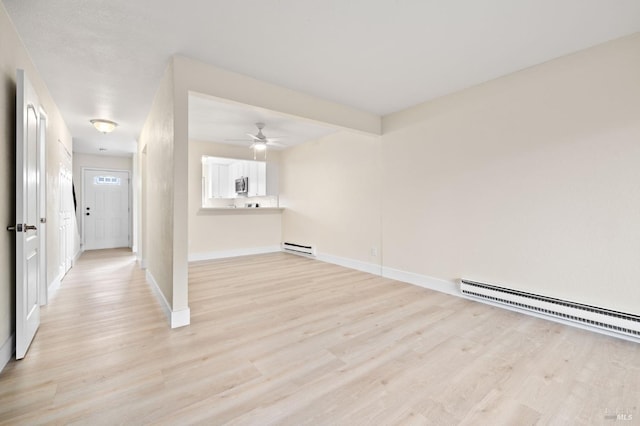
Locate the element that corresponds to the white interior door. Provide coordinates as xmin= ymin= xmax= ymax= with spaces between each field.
xmin=83 ymin=169 xmax=130 ymax=250
xmin=15 ymin=69 xmax=41 ymax=360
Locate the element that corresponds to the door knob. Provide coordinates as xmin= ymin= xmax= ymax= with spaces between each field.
xmin=6 ymin=224 xmax=32 ymax=232
xmin=86 ymin=212 xmax=90 ymax=216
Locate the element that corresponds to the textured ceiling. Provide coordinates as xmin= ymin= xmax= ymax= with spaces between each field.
xmin=189 ymin=94 xmax=339 ymax=150
xmin=3 ymin=0 xmax=640 ymax=156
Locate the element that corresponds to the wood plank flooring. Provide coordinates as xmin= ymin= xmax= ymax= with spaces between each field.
xmin=0 ymin=249 xmax=638 ymax=425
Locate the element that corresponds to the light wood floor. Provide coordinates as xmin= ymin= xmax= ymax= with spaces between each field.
xmin=0 ymin=249 xmax=638 ymax=425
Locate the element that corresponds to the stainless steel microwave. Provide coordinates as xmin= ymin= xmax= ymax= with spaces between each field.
xmin=235 ymin=176 xmax=248 ymax=195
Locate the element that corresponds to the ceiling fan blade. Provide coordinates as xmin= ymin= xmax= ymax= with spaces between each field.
xmin=268 ymin=141 xmax=287 ymax=148
xmin=247 ymin=133 xmax=261 ymax=141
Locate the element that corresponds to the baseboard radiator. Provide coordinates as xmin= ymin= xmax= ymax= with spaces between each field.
xmin=282 ymin=242 xmax=316 ymax=256
xmin=460 ymin=279 xmax=640 ymax=339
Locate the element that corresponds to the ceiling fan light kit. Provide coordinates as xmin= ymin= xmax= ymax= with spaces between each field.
xmin=253 ymin=142 xmax=267 ymax=160
xmin=253 ymin=141 xmax=267 ymax=151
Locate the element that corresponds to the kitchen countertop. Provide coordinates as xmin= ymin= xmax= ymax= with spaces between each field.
xmin=199 ymin=207 xmax=284 ymax=212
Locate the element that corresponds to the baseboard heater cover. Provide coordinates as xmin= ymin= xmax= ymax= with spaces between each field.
xmin=460 ymin=279 xmax=640 ymax=338
xmin=282 ymin=242 xmax=316 ymax=256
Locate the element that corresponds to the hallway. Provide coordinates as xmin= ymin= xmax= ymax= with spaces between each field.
xmin=0 ymin=249 xmax=174 ymax=423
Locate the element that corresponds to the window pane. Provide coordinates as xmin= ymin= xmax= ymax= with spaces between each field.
xmin=93 ymin=176 xmax=121 ymax=185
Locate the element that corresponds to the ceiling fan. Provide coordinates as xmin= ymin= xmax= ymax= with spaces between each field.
xmin=227 ymin=122 xmax=284 ymax=159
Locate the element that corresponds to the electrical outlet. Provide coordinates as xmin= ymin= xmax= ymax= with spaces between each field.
xmin=371 ymin=247 xmax=378 ymax=257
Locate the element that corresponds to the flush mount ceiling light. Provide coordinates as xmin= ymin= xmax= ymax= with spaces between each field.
xmin=90 ymin=119 xmax=118 ymax=134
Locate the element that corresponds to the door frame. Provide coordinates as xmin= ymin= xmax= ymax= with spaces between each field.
xmin=81 ymin=167 xmax=132 ymax=251
xmin=37 ymin=108 xmax=47 ymax=306
xmin=58 ymin=162 xmax=73 ymax=277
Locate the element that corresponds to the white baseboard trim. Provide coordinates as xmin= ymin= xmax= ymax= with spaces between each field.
xmin=189 ymin=246 xmax=281 ymax=262
xmin=48 ymin=274 xmax=63 ymax=301
xmin=316 ymin=252 xmax=382 ymax=276
xmin=72 ymin=249 xmax=82 ymax=265
xmin=382 ymin=267 xmax=460 ymax=296
xmin=308 ymin=252 xmax=457 ymax=296
xmin=171 ymin=308 xmax=191 ymax=328
xmin=0 ymin=333 xmax=15 ymax=374
xmin=145 ymin=270 xmax=190 ymax=329
xmin=139 ymin=258 xmax=147 ymax=269
xmin=145 ymin=270 xmax=171 ymax=322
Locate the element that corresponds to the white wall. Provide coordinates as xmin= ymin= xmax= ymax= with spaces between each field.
xmin=381 ymin=33 xmax=640 ymax=314
xmin=155 ymin=34 xmax=640 ymax=329
xmin=189 ymin=140 xmax=282 ymax=259
xmin=0 ymin=2 xmax=73 ymax=367
xmin=138 ymin=61 xmax=177 ymax=314
xmin=72 ymin=153 xmax=132 ymax=246
xmin=280 ymin=131 xmax=382 ymax=273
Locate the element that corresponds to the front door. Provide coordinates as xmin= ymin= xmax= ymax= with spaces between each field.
xmin=83 ymin=169 xmax=130 ymax=250
xmin=14 ymin=69 xmax=41 ymax=360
